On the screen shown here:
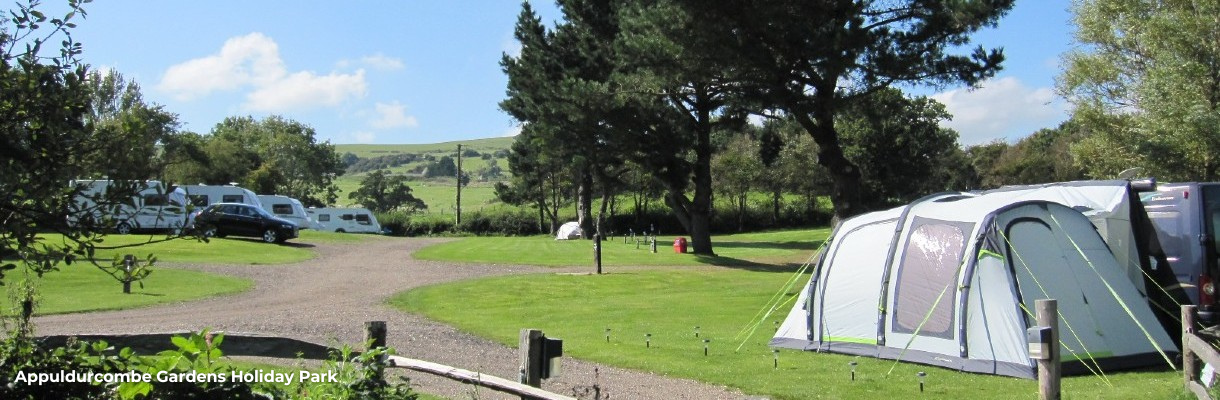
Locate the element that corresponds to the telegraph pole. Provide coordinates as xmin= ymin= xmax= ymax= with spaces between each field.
xmin=456 ymin=144 xmax=463 ymax=225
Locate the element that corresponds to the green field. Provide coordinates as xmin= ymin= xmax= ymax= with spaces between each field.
xmin=394 ymin=228 xmax=1186 ymax=399
xmin=34 ymin=233 xmax=315 ymax=265
xmin=412 ymin=228 xmax=827 ymax=267
xmin=335 ymin=137 xmax=513 ymax=159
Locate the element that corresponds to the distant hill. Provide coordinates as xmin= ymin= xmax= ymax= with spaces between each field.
xmin=335 ymin=137 xmax=514 ymax=158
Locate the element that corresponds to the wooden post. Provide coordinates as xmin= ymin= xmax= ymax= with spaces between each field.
xmin=365 ymin=321 xmax=388 ymax=380
xmin=594 ymin=234 xmax=602 ymax=274
xmin=122 ymin=254 xmax=135 ymax=294
xmin=520 ymin=329 xmax=544 ymax=390
xmin=1184 ymin=305 xmax=1199 ymax=390
xmin=1036 ymin=299 xmax=1060 ymax=400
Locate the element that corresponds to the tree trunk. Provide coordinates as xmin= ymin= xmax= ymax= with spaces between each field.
xmin=792 ymin=93 xmax=864 ymax=225
xmin=772 ymin=190 xmax=781 ymax=224
xmin=596 ymin=190 xmax=610 ymax=238
xmin=576 ymin=168 xmax=594 ymax=239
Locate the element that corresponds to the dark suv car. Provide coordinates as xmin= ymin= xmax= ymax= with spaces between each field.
xmin=194 ymin=203 xmax=299 ymax=243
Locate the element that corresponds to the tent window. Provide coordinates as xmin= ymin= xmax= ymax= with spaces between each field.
xmin=891 ymin=217 xmax=974 ymax=339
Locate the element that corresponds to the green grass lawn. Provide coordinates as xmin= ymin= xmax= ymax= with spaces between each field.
xmin=34 ymin=233 xmax=315 ymax=265
xmin=394 ymin=228 xmax=1186 ymax=399
xmin=412 ymin=228 xmax=829 ymax=267
xmin=1 ymin=265 xmax=251 ymax=316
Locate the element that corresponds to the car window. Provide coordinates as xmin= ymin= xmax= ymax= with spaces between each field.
xmin=241 ymin=206 xmax=259 ymax=217
xmin=219 ymin=205 xmax=238 ymax=215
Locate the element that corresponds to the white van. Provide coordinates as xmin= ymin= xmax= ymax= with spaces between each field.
xmin=258 ymin=195 xmax=314 ymax=229
xmin=306 ymin=207 xmax=382 ymax=233
xmin=69 ymin=179 xmax=188 ymax=234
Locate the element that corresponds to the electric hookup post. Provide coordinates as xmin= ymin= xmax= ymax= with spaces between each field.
xmin=593 ymin=233 xmax=602 ymax=274
xmin=519 ymin=329 xmax=563 ymax=390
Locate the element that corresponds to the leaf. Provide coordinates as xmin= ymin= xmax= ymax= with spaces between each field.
xmin=170 ymin=335 xmax=197 ymax=353
xmin=117 ymin=381 xmax=152 ymax=400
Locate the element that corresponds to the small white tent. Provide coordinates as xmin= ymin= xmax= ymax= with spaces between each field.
xmin=772 ymin=191 xmax=1177 ymax=378
xmin=556 ymin=221 xmax=582 ymax=240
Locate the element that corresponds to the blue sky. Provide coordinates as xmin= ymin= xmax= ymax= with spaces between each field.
xmin=63 ymin=1 xmax=1071 ymax=146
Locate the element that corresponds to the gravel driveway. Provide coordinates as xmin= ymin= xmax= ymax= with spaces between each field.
xmin=32 ymin=237 xmax=750 ymax=399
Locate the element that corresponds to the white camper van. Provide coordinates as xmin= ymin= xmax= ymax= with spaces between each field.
xmin=258 ymin=195 xmax=314 ymax=229
xmin=306 ymin=207 xmax=382 ymax=233
xmin=69 ymin=180 xmax=188 ymax=234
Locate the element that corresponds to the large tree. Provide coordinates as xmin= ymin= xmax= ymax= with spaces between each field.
xmin=669 ymin=0 xmax=1012 ymax=222
xmin=348 ymin=170 xmax=426 ymax=213
xmin=80 ymin=69 xmax=182 ymax=181
xmin=1060 ymin=0 xmax=1220 ymax=180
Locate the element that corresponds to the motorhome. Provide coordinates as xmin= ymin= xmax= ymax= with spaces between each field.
xmin=1141 ymin=183 xmax=1220 ymax=309
xmin=258 ymin=195 xmax=314 ymax=229
xmin=69 ymin=180 xmax=188 ymax=234
xmin=306 ymin=207 xmax=382 ymax=233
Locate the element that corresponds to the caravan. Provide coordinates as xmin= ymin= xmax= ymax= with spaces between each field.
xmin=69 ymin=180 xmax=188 ymax=234
xmin=306 ymin=207 xmax=382 ymax=233
xmin=258 ymin=195 xmax=314 ymax=229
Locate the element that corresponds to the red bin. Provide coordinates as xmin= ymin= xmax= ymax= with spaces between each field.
xmin=674 ymin=237 xmax=687 ymax=253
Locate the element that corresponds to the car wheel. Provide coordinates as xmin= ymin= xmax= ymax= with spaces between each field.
xmin=262 ymin=229 xmax=278 ymax=244
xmin=202 ymin=225 xmax=218 ymax=238
xmin=115 ymin=222 xmax=133 ymax=235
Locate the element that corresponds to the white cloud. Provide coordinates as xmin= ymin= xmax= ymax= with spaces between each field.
xmin=246 ymin=70 xmax=367 ymax=112
xmin=930 ymin=77 xmax=1069 ymax=146
xmin=157 ymin=32 xmax=367 ymax=112
xmin=350 ymin=131 xmax=377 ymax=144
xmin=369 ymin=101 xmax=419 ymax=129
xmin=502 ymin=125 xmax=522 ymax=137
xmin=360 ymin=54 xmax=404 ymax=71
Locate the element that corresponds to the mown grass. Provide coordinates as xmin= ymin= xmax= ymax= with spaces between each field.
xmin=395 ymin=227 xmax=1185 ymax=399
xmin=32 ymin=233 xmax=314 ymax=265
xmin=1 ymin=265 xmax=251 ymax=316
xmin=412 ymin=228 xmax=828 ymax=267
xmin=390 ymin=269 xmax=1182 ymax=400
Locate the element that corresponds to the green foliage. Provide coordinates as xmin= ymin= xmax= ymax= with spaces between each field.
xmin=167 ymin=116 xmax=344 ymax=206
xmin=970 ymin=121 xmax=1088 ymax=188
xmin=376 ymin=211 xmax=454 ymax=236
xmin=0 ymin=329 xmax=417 ymax=399
xmin=348 ymin=170 xmax=426 ymax=213
xmin=1061 ymin=0 xmax=1220 ymax=180
xmin=422 ymin=156 xmax=456 ymax=179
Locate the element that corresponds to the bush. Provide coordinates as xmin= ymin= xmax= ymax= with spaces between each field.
xmin=456 ymin=208 xmax=539 ymax=236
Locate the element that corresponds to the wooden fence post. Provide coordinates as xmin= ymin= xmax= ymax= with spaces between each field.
xmin=594 ymin=234 xmax=602 ymax=275
xmin=1036 ymin=299 xmax=1060 ymax=400
xmin=1184 ymin=305 xmax=1198 ymax=390
xmin=520 ymin=328 xmax=544 ymax=391
xmin=366 ymin=321 xmax=387 ymax=380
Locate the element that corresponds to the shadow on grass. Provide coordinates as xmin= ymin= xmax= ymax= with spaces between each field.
xmin=691 ymin=254 xmax=807 ymax=273
xmin=220 ymin=238 xmax=316 ymax=248
xmin=713 ymin=240 xmax=824 ymax=251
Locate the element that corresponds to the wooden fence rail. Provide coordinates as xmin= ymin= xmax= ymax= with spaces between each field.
xmin=37 ymin=325 xmax=575 ymax=400
xmin=1183 ymin=305 xmax=1220 ymax=400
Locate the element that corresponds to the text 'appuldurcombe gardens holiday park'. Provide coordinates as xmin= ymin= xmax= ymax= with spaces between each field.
xmin=4 ymin=1 xmax=1220 ymax=399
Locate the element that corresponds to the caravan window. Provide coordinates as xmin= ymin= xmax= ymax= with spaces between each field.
xmin=188 ymin=195 xmax=209 ymax=207
xmin=341 ymin=214 xmax=354 ymax=221
xmin=317 ymin=214 xmax=330 ymax=222
xmin=142 ymin=194 xmax=174 ymax=206
xmin=891 ymin=217 xmax=973 ymax=339
xmin=356 ymin=214 xmax=371 ymax=225
xmin=222 ymin=194 xmax=244 ymax=203
xmin=272 ymin=204 xmax=293 ymax=215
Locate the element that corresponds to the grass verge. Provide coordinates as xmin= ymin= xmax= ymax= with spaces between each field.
xmin=412 ymin=228 xmax=829 ymax=267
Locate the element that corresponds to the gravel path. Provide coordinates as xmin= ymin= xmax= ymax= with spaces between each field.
xmin=32 ymin=237 xmax=750 ymax=399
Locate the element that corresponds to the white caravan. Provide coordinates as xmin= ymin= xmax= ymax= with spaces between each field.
xmin=179 ymin=184 xmax=260 ymax=208
xmin=69 ymin=180 xmax=188 ymax=234
xmin=306 ymin=207 xmax=382 ymax=233
xmin=258 ymin=195 xmax=314 ymax=229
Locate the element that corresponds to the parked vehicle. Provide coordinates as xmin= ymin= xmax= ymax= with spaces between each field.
xmin=306 ymin=207 xmax=382 ymax=233
xmin=180 ymin=184 xmax=261 ymax=227
xmin=68 ymin=180 xmax=188 ymax=234
xmin=193 ymin=203 xmax=299 ymax=243
xmin=1140 ymin=183 xmax=1220 ymax=312
xmin=258 ymin=195 xmax=314 ymax=229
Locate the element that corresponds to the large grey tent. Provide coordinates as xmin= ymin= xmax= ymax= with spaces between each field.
xmin=772 ymin=189 xmax=1177 ymax=378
